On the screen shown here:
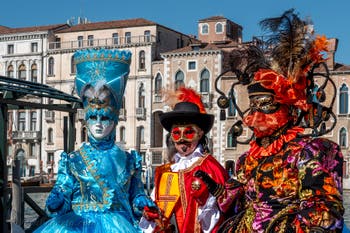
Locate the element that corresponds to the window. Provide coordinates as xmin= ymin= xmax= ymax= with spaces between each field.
xmin=339 ymin=84 xmax=348 ymax=114
xmin=144 ymin=30 xmax=151 ymax=42
xmin=31 ymin=42 xmax=38 ymax=52
xmin=30 ymin=111 xmax=37 ymax=131
xmin=81 ymin=127 xmax=87 ymax=142
xmin=7 ymin=44 xmax=14 ymax=54
xmin=48 ymin=128 xmax=53 ymax=144
xmin=339 ymin=127 xmax=347 ymax=148
xmin=55 ymin=37 xmax=61 ymax=49
xmin=139 ymin=50 xmax=146 ymax=69
xmin=228 ymin=90 xmax=237 ymax=117
xmin=88 ymin=35 xmax=94 ymax=46
xmin=71 ymin=56 xmax=76 ymax=74
xmin=138 ymin=83 xmax=145 ymax=108
xmin=200 ymin=69 xmax=209 ymax=92
xmin=175 ymin=70 xmax=184 ymax=90
xmin=29 ymin=143 xmax=36 ymax=157
xmin=18 ymin=64 xmax=26 ymax=81
xmin=125 ymin=32 xmax=131 ymax=44
xmin=78 ymin=36 xmax=83 ymax=47
xmin=227 ymin=128 xmax=237 ymax=148
xmin=154 ymin=73 xmax=162 ymax=95
xmin=112 ymin=33 xmax=119 ymax=45
xmin=215 ymin=23 xmax=223 ymax=33
xmin=188 ymin=61 xmax=196 ymax=71
xmin=228 ymin=98 xmax=237 ymax=117
xmin=140 ymin=126 xmax=145 ymax=143
xmin=48 ymin=57 xmax=54 ymax=76
xmin=18 ymin=112 xmax=26 ymax=131
xmin=31 ymin=64 xmax=37 ymax=82
xmin=120 ymin=126 xmax=126 ymax=142
xmin=48 ymin=152 xmax=54 ymax=162
xmin=7 ymin=65 xmax=14 ymax=78
xmin=201 ymin=24 xmax=209 ymax=34
xmin=312 ymin=85 xmax=320 ymax=103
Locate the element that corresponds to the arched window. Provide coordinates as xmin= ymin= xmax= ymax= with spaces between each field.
xmin=175 ymin=70 xmax=184 ymax=90
xmin=31 ymin=64 xmax=37 ymax=82
xmin=227 ymin=128 xmax=237 ymax=148
xmin=48 ymin=128 xmax=53 ymax=143
xmin=201 ymin=24 xmax=209 ymax=34
xmin=48 ymin=57 xmax=54 ymax=76
xmin=71 ymin=56 xmax=76 ymax=74
xmin=30 ymin=111 xmax=37 ymax=131
xmin=215 ymin=23 xmax=223 ymax=33
xmin=139 ymin=50 xmax=146 ymax=69
xmin=339 ymin=127 xmax=347 ymax=148
xmin=18 ymin=64 xmax=26 ymax=81
xmin=7 ymin=65 xmax=14 ymax=78
xmin=112 ymin=33 xmax=119 ymax=45
xmin=154 ymin=73 xmax=162 ymax=95
xmin=138 ymin=83 xmax=145 ymax=108
xmin=228 ymin=98 xmax=237 ymax=117
xmin=120 ymin=126 xmax=126 ymax=142
xmin=339 ymin=84 xmax=348 ymax=114
xmin=200 ymin=69 xmax=210 ymax=93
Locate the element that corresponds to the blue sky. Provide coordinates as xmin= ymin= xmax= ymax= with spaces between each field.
xmin=1 ymin=0 xmax=349 ymax=64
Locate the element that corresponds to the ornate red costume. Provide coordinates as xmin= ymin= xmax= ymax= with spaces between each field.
xmin=154 ymin=154 xmax=228 ymax=233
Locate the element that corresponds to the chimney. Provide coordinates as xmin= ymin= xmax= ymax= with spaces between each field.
xmin=326 ymin=38 xmax=338 ymax=70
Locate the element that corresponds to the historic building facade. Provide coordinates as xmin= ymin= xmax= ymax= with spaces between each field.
xmin=0 ymin=24 xmax=69 ymax=179
xmin=0 ymin=16 xmax=349 ymax=188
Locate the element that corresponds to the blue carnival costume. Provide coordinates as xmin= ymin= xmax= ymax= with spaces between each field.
xmin=35 ymin=49 xmax=153 ymax=233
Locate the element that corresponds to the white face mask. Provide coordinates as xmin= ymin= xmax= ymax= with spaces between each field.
xmin=87 ymin=115 xmax=115 ymax=140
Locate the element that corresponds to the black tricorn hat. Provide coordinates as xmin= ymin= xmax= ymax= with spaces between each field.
xmin=159 ymin=102 xmax=214 ymax=134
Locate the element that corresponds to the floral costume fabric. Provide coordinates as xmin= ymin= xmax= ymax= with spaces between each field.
xmin=218 ymin=127 xmax=344 ymax=233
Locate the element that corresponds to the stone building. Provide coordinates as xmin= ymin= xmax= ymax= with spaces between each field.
xmin=0 ymin=15 xmax=349 ymax=188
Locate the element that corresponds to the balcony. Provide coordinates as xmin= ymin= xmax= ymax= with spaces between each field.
xmin=45 ymin=110 xmax=55 ymax=122
xmin=48 ymin=35 xmax=156 ymax=51
xmin=12 ymin=131 xmax=41 ymax=141
xmin=136 ymin=107 xmax=146 ymax=120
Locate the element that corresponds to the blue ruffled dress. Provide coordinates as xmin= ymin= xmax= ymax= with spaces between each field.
xmin=34 ymin=136 xmax=147 ymax=233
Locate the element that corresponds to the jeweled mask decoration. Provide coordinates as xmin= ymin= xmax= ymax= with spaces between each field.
xmin=74 ymin=49 xmax=131 ymax=123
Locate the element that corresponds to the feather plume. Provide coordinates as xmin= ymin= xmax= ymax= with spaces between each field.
xmin=163 ymin=87 xmax=206 ymax=113
xmin=259 ymin=8 xmax=310 ymax=82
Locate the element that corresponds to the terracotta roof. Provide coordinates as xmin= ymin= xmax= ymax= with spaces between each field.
xmin=0 ymin=24 xmax=68 ymax=35
xmin=162 ymin=42 xmax=222 ymax=54
xmin=57 ymin=18 xmax=157 ymax=33
xmin=333 ymin=63 xmax=350 ymax=71
xmin=199 ymin=16 xmax=227 ymax=22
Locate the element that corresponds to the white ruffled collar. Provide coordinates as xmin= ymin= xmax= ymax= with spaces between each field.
xmin=171 ymin=146 xmax=204 ymax=172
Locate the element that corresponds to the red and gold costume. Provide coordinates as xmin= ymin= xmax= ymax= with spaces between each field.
xmin=154 ymin=153 xmax=228 ymax=233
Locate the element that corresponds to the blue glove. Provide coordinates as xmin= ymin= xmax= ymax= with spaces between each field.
xmin=133 ymin=194 xmax=157 ymax=217
xmin=46 ymin=188 xmax=65 ymax=211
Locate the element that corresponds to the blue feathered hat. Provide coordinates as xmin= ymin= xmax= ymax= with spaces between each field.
xmin=74 ymin=49 xmax=131 ymax=119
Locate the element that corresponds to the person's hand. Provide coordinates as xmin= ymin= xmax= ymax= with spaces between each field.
xmin=194 ymin=170 xmax=224 ymax=197
xmin=46 ymin=188 xmax=65 ymax=211
xmin=133 ymin=195 xmax=156 ymax=217
xmin=190 ymin=177 xmax=209 ymax=206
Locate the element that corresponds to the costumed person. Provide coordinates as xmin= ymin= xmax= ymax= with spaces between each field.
xmin=139 ymin=87 xmax=229 ymax=233
xmin=34 ymin=49 xmax=155 ymax=233
xmin=195 ymin=9 xmax=346 ymax=233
